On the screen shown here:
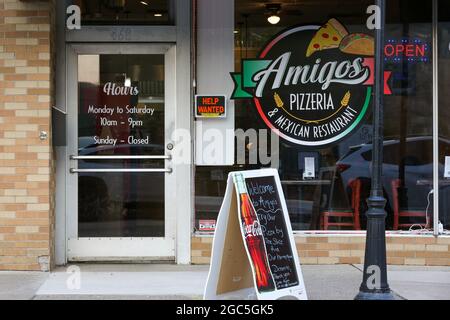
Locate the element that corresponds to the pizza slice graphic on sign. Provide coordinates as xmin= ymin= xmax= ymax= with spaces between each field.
xmin=306 ymin=19 xmax=349 ymax=57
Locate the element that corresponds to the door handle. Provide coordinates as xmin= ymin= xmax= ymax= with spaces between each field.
xmin=70 ymin=155 xmax=171 ymax=160
xmin=70 ymin=168 xmax=172 ymax=174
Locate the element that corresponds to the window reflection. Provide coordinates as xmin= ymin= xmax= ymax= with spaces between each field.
xmin=438 ymin=0 xmax=450 ymax=230
xmin=78 ymin=172 xmax=165 ymax=237
xmin=195 ymin=0 xmax=437 ymax=232
xmin=73 ymin=0 xmax=171 ymax=25
xmin=78 ymin=54 xmax=165 ymax=156
xmin=77 ymin=54 xmax=166 ymax=238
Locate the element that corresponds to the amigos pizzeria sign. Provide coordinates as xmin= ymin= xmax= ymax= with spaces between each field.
xmin=232 ymin=19 xmax=385 ymax=148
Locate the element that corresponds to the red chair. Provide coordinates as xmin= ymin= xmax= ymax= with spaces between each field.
xmin=321 ymin=179 xmax=362 ymax=230
xmin=391 ymin=179 xmax=430 ymax=230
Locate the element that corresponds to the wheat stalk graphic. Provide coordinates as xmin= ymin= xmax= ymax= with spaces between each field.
xmin=341 ymin=91 xmax=351 ymax=108
xmin=274 ymin=92 xmax=284 ymax=108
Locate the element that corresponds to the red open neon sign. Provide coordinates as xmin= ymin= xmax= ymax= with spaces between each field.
xmin=384 ymin=39 xmax=429 ymax=63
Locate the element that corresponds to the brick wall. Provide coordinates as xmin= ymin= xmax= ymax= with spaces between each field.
xmin=192 ymin=234 xmax=450 ymax=266
xmin=0 ymin=0 xmax=54 ymax=271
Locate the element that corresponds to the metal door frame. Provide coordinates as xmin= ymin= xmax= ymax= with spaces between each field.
xmin=66 ymin=44 xmax=177 ymax=261
xmin=54 ymin=0 xmax=192 ymax=265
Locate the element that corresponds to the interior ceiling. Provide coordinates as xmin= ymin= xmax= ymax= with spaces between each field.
xmin=234 ymin=0 xmax=436 ymax=27
xmin=235 ymin=0 xmax=376 ymax=27
xmin=76 ymin=0 xmax=437 ymax=25
xmin=78 ymin=0 xmax=168 ymax=15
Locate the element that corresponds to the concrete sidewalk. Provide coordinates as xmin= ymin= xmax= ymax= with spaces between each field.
xmin=0 ymin=264 xmax=449 ymax=300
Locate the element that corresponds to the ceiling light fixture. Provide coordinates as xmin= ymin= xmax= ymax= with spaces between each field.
xmin=268 ymin=15 xmax=281 ymax=25
xmin=154 ymin=13 xmax=163 ymax=17
xmin=124 ymin=76 xmax=131 ymax=88
xmin=266 ymin=3 xmax=281 ymax=25
xmin=140 ymin=1 xmax=149 ymax=5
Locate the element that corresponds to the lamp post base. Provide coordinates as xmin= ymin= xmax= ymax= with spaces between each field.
xmin=355 ymin=290 xmax=400 ymax=300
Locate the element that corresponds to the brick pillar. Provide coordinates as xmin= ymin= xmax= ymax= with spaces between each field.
xmin=0 ymin=0 xmax=55 ymax=271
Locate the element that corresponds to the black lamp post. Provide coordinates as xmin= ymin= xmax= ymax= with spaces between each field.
xmin=355 ymin=0 xmax=397 ymax=300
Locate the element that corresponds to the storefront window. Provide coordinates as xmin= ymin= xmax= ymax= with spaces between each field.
xmin=438 ymin=0 xmax=450 ymax=231
xmin=381 ymin=1 xmax=433 ymax=231
xmin=195 ymin=0 xmax=437 ymax=233
xmin=72 ymin=0 xmax=172 ymax=25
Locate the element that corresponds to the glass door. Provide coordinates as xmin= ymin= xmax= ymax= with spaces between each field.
xmin=66 ymin=44 xmax=177 ymax=261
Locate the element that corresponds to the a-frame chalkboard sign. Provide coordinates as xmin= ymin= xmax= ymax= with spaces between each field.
xmin=204 ymin=169 xmax=307 ymax=300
